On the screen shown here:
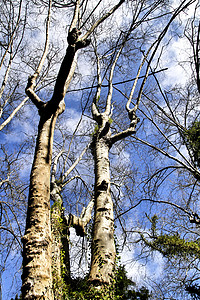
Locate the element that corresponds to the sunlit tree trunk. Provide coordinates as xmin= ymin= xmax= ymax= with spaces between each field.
xmin=89 ymin=134 xmax=116 ymax=287
xmin=20 ymin=0 xmax=126 ymax=297
xmin=21 ymin=107 xmax=64 ymax=299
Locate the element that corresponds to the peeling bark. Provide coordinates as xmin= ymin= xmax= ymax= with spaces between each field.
xmin=21 ymin=111 xmax=59 ymax=300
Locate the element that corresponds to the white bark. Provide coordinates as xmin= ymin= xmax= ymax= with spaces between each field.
xmin=89 ymin=137 xmax=116 ymax=286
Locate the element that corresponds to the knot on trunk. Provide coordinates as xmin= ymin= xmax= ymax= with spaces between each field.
xmin=67 ymin=28 xmax=81 ymax=45
xmin=97 ymin=180 xmax=108 ymax=192
xmin=67 ymin=28 xmax=91 ymax=49
xmin=128 ymin=109 xmax=140 ymax=128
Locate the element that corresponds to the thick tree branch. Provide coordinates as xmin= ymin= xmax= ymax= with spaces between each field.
xmin=67 ymin=198 xmax=94 ymax=237
xmin=69 ymin=0 xmax=80 ymax=32
xmin=25 ymin=76 xmax=45 ymax=109
xmin=110 ymin=127 xmax=136 ymax=146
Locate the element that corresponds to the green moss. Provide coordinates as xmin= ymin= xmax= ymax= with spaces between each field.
xmin=185 ymin=120 xmax=200 ymax=167
xmin=109 ymin=118 xmax=113 ymax=124
xmin=51 ymin=200 xmax=62 ymax=212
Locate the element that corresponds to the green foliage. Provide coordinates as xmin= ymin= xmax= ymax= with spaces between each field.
xmin=67 ymin=266 xmax=151 ymax=300
xmin=186 ymin=284 xmax=200 ymax=299
xmin=51 ymin=200 xmax=62 ymax=212
xmin=92 ymin=124 xmax=99 ymax=136
xmin=115 ymin=265 xmax=151 ymax=300
xmin=143 ymin=214 xmax=200 ymax=259
xmin=145 ymin=214 xmax=158 ymax=237
xmin=185 ymin=120 xmax=200 ymax=167
xmin=51 ymin=201 xmax=70 ymax=298
xmin=153 ymin=234 xmax=200 ymax=258
xmin=142 ymin=231 xmax=200 ymax=259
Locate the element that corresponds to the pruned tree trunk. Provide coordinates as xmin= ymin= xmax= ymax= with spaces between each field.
xmin=89 ymin=35 xmax=139 ymax=294
xmin=89 ymin=135 xmax=116 ymax=288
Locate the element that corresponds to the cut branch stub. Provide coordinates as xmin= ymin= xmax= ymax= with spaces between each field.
xmin=189 ymin=212 xmax=200 ymax=224
xmin=68 ymin=213 xmax=86 ymax=237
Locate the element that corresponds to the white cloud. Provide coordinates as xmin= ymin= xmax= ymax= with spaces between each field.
xmin=119 ymin=232 xmax=165 ymax=287
xmin=161 ymin=36 xmax=192 ymax=87
xmin=120 ymin=248 xmax=147 ymax=284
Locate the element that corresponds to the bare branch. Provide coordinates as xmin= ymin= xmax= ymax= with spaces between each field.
xmin=92 ymin=46 xmax=101 ymax=120
xmin=0 ymin=0 xmax=23 ymax=71
xmin=0 ymin=96 xmax=29 ymax=131
xmin=25 ymin=0 xmax=52 ymax=108
xmin=69 ymin=0 xmax=80 ymax=32
xmin=51 ymin=150 xmax=64 ymax=184
xmin=131 ymin=135 xmax=200 ymax=178
xmin=81 ymin=0 xmax=125 ymax=40
xmin=110 ymin=127 xmax=136 ymax=146
xmin=0 ymin=226 xmax=22 ymax=248
xmin=115 ymin=197 xmax=195 ymax=221
xmin=62 ymin=143 xmax=90 ymax=183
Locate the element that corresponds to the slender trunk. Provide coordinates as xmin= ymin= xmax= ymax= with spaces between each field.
xmin=21 ymin=110 xmax=60 ymax=300
xmin=89 ymin=136 xmax=116 ymax=287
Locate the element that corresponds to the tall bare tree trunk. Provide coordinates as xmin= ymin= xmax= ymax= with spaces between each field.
xmin=21 ymin=24 xmax=91 ymax=297
xmin=20 ymin=1 xmax=126 ymax=296
xmin=21 ymin=110 xmax=63 ymax=299
xmin=89 ymin=135 xmax=116 ymax=288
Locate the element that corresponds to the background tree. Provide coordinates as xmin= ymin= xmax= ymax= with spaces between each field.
xmin=113 ymin=2 xmax=200 ymax=298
